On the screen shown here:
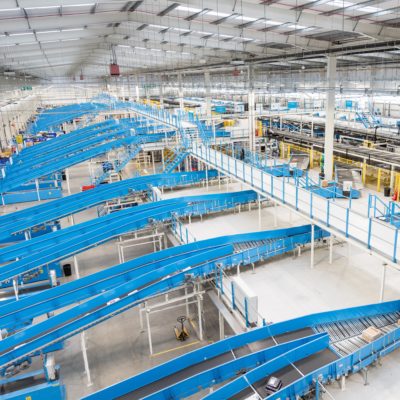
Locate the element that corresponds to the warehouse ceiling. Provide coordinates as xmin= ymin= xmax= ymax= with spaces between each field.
xmin=1 ymin=0 xmax=400 ymax=79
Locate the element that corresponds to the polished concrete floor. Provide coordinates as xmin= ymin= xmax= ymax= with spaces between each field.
xmin=4 ymin=159 xmax=400 ymax=399
xmin=52 ymin=162 xmax=235 ymax=399
xmin=166 ymin=179 xmax=400 ymax=400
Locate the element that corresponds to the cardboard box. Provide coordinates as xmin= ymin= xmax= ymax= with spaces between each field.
xmin=321 ymin=180 xmax=329 ymax=188
xmin=362 ymin=326 xmax=382 ymax=343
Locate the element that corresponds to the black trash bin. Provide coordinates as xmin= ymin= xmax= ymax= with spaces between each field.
xmin=384 ymin=187 xmax=391 ymax=197
xmin=63 ymin=263 xmax=72 ymax=277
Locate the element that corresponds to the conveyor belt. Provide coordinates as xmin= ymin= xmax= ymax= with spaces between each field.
xmin=28 ymin=102 xmax=110 ymax=134
xmin=269 ymin=114 xmax=400 ymax=144
xmin=0 ymin=191 xmax=257 ymax=283
xmin=0 ymin=170 xmax=217 ymax=242
xmin=315 ymin=310 xmax=400 ymax=356
xmin=99 ymin=298 xmax=400 ymax=400
xmin=272 ymin=129 xmax=400 ymax=169
xmin=1 ymin=132 xmax=174 ymax=193
xmin=118 ymin=328 xmax=318 ymax=400
xmin=232 ymin=349 xmax=338 ymax=400
xmin=1 ymin=373 xmax=47 ymax=394
xmin=0 ymin=225 xmax=324 ymax=377
xmin=119 ymin=352 xmax=235 ymax=400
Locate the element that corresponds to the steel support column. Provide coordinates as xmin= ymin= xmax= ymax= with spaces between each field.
xmin=324 ymin=56 xmax=336 ymax=181
xmin=178 ymin=73 xmax=184 ymax=111
xmin=248 ymin=66 xmax=256 ymax=153
xmin=380 ymin=263 xmax=387 ymax=302
xmin=204 ymin=71 xmax=212 ymax=121
xmin=310 ymin=224 xmax=315 ymax=269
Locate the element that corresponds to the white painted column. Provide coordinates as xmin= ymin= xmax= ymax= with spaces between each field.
xmin=151 ymin=151 xmax=155 ymax=174
xmin=390 ymin=165 xmax=395 ymax=190
xmin=161 ymin=149 xmax=165 ymax=171
xmin=178 ymin=73 xmax=184 ymax=111
xmin=219 ymin=312 xmax=225 ymax=340
xmin=66 ymin=168 xmax=71 ymax=195
xmin=197 ymin=293 xmax=203 ymax=341
xmin=204 ymin=70 xmax=212 ymax=121
xmin=380 ymin=263 xmax=387 ymax=302
xmin=248 ymin=67 xmax=256 ymax=153
xmin=248 ymin=90 xmax=256 ymax=152
xmin=159 ymin=82 xmax=164 ymax=107
xmin=81 ymin=331 xmax=93 ymax=386
xmin=35 ymin=179 xmax=41 ymax=201
xmin=184 ymin=286 xmax=190 ymax=317
xmin=329 ymin=235 xmax=334 ymax=264
xmin=324 ymin=56 xmax=336 ymax=180
xmin=310 ymin=224 xmax=315 ymax=269
xmin=146 ymin=308 xmax=153 ymax=355
xmin=135 ymin=85 xmax=140 ymax=102
xmin=311 ymin=115 xmax=314 ymax=137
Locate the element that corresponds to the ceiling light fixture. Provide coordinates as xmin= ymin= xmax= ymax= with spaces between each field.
xmin=185 ymin=8 xmax=210 ymax=21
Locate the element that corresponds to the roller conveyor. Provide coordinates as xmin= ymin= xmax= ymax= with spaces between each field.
xmin=92 ymin=299 xmax=400 ymax=400
xmin=271 ymin=129 xmax=400 ymax=168
xmin=269 ymin=114 xmax=400 ymax=144
xmin=0 ymin=225 xmax=324 ymax=373
xmin=1 ymin=114 xmax=177 ymax=194
xmin=0 ymin=191 xmax=257 ymax=283
xmin=120 ymin=334 xmax=326 ymax=400
xmin=0 ymin=170 xmax=218 ymax=242
xmin=8 ymin=128 xmax=131 ymax=175
xmin=315 ymin=310 xmax=400 ymax=356
xmin=28 ymin=102 xmax=110 ymax=134
xmin=1 ymin=133 xmax=173 ymax=194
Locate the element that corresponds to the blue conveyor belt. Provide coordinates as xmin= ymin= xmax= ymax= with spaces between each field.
xmin=0 ymin=191 xmax=257 ymax=282
xmin=0 ymin=132 xmax=173 ymax=193
xmin=0 ymin=225 xmax=324 ymax=372
xmin=0 ymin=170 xmax=217 ymax=242
xmin=28 ymin=102 xmax=110 ymax=134
xmin=0 ymin=225 xmax=320 ymax=333
xmin=95 ymin=297 xmax=400 ymax=400
xmin=8 ymin=128 xmax=131 ymax=175
xmin=14 ymin=120 xmax=119 ymax=164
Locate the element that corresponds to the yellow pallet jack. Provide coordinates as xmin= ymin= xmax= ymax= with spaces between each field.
xmin=174 ymin=316 xmax=190 ymax=341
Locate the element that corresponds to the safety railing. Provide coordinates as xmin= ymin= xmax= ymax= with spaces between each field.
xmin=170 ymin=214 xmax=197 ymax=244
xmin=368 ymin=194 xmax=390 ymax=220
xmin=191 ymin=142 xmax=400 ymax=264
xmin=110 ymin=101 xmax=400 ymax=263
xmin=368 ymin=194 xmax=400 ymax=230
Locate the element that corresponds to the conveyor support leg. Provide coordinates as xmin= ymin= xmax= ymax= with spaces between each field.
xmin=219 ymin=311 xmax=224 ymax=340
xmin=310 ymin=224 xmax=315 ymax=269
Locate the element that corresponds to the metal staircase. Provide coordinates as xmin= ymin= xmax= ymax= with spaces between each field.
xmin=93 ymin=144 xmax=142 ymax=186
xmin=163 ymin=147 xmax=189 ymax=173
xmin=356 ymin=110 xmax=380 ymax=129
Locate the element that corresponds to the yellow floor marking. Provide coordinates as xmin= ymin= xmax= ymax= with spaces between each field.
xmin=189 ymin=318 xmax=197 ymax=329
xmin=151 ymin=340 xmax=200 ymax=357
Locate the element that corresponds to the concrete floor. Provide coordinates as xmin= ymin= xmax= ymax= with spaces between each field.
xmin=165 ymin=180 xmax=400 ymax=400
xmin=4 ymin=158 xmax=400 ymax=399
xmin=50 ymin=162 xmax=234 ymax=399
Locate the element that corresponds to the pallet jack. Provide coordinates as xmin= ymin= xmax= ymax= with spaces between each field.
xmin=174 ymin=316 xmax=190 ymax=341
